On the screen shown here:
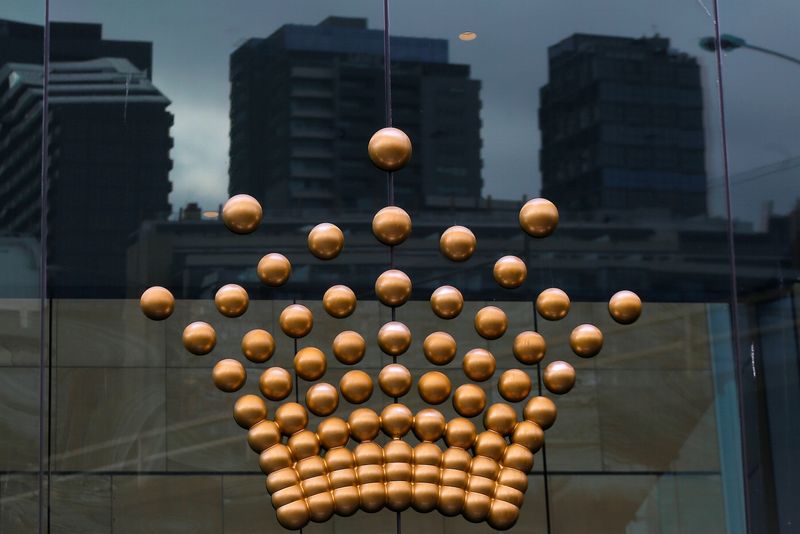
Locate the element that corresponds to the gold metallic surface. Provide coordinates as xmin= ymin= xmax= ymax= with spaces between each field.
xmin=256 ymin=252 xmax=291 ymax=286
xmin=609 ymin=290 xmax=642 ymax=324
xmin=570 ymin=323 xmax=604 ymax=358
xmin=375 ymin=269 xmax=412 ymax=307
xmin=417 ymin=371 xmax=452 ymax=405
xmin=260 ymin=444 xmax=293 ymax=475
xmin=380 ymin=403 xmax=413 ymax=438
xmin=222 ymin=194 xmax=262 ymax=234
xmin=498 ymin=369 xmax=532 ymax=402
xmin=430 ymin=285 xmax=464 ymax=319
xmin=444 ymin=417 xmax=477 ymax=448
xmin=487 ymin=500 xmax=520 ymax=531
xmin=498 ymin=467 xmax=528 ymax=493
xmin=233 ymin=394 xmax=267 ymax=429
xmin=307 ymin=223 xmax=344 ymax=260
xmin=279 ymin=304 xmax=313 ymax=338
xmin=333 ymin=487 xmax=360 ymax=516
xmin=367 ymin=127 xmax=412 ymax=171
xmin=386 ymin=481 xmax=413 ymax=512
xmin=422 ymin=332 xmax=457 ymax=365
xmin=274 ymin=402 xmax=308 ymax=435
xmin=512 ymin=331 xmax=546 ymax=364
xmin=359 ymin=482 xmax=387 ymax=512
xmin=462 ymin=348 xmax=497 ymax=382
xmin=474 ymin=306 xmax=508 ymax=339
xmin=494 ymin=484 xmax=524 ymax=507
xmin=543 ymin=360 xmax=576 ymax=395
xmin=372 ymin=206 xmax=412 ymax=245
xmin=519 ymin=197 xmax=558 ymax=238
xmin=440 ymin=225 xmax=476 ymax=262
xmin=317 ymin=417 xmax=350 ymax=449
xmin=493 ymin=255 xmax=528 ymax=289
xmin=139 ymin=286 xmax=174 ymax=320
xmin=512 ymin=420 xmax=544 ymax=452
xmin=438 ymin=486 xmax=466 ymax=516
xmin=307 ymin=493 xmax=335 ymax=523
xmin=378 ymin=364 xmax=412 ymax=398
xmin=473 ymin=431 xmax=506 ymax=461
xmin=523 ymin=396 xmax=557 ymax=430
xmin=331 ymin=331 xmax=366 ymax=365
xmin=212 ymin=358 xmax=246 ymax=392
xmin=275 ymin=499 xmax=309 ymax=530
xmin=463 ymin=492 xmax=491 ymax=523
xmin=503 ymin=443 xmax=534 ymax=473
xmin=322 ymin=285 xmax=357 ymax=318
xmin=241 ymin=329 xmax=275 ymax=363
xmin=294 ymin=346 xmax=327 ymax=381
xmin=536 ymin=287 xmax=571 ymax=321
xmin=247 ymin=420 xmax=281 ymax=453
xmin=413 ymin=408 xmax=446 ymax=442
xmin=348 ymin=408 xmax=381 ymax=442
xmin=339 ymin=370 xmax=373 ymax=404
xmin=288 ymin=429 xmax=320 ymax=460
xmin=305 ymin=383 xmax=339 ymax=416
xmin=259 ymin=367 xmax=293 ymax=401
xmin=214 ymin=284 xmax=249 ymax=317
xmin=182 ymin=321 xmax=217 ymax=355
xmin=452 ymin=383 xmax=487 ymax=417
xmin=266 ymin=466 xmax=299 ymax=494
xmin=377 ymin=321 xmax=411 ymax=356
xmin=484 ymin=403 xmax=517 ymax=436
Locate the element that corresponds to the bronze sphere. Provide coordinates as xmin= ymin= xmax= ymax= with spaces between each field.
xmin=214 ymin=284 xmax=249 ymax=318
xmin=519 ymin=197 xmax=558 ymax=238
xmin=233 ymin=394 xmax=267 ymax=429
xmin=380 ymin=403 xmax=414 ymax=438
xmin=139 ymin=286 xmax=174 ymax=320
xmin=288 ymin=429 xmax=320 ymax=460
xmin=570 ymin=323 xmax=604 ymax=358
xmin=372 ymin=206 xmax=412 ymax=245
xmin=418 ymin=371 xmax=452 ymax=405
xmin=493 ymin=256 xmax=528 ymax=289
xmin=306 ymin=382 xmax=339 ymax=416
xmin=536 ymin=287 xmax=571 ymax=321
xmin=452 ymin=383 xmax=487 ymax=417
xmin=474 ymin=306 xmax=508 ymax=340
xmin=444 ymin=417 xmax=477 ymax=449
xmin=275 ymin=499 xmax=309 ymax=530
xmin=440 ymin=225 xmax=476 ymax=262
xmin=260 ymin=444 xmax=293 ymax=475
xmin=512 ymin=420 xmax=544 ymax=452
xmin=473 ymin=431 xmax=506 ymax=460
xmin=259 ymin=367 xmax=293 ymax=401
xmin=523 ymin=396 xmax=557 ymax=430
xmin=279 ymin=304 xmax=313 ymax=338
xmin=487 ymin=500 xmax=520 ymax=531
xmin=377 ymin=321 xmax=412 ymax=356
xmin=294 ymin=346 xmax=327 ymax=381
xmin=430 ymin=285 xmax=463 ymax=319
xmin=247 ymin=420 xmax=281 ymax=453
xmin=512 ymin=331 xmax=546 ymax=365
xmin=340 ymin=370 xmax=373 ymax=404
xmin=498 ymin=369 xmax=532 ymax=402
xmin=317 ymin=417 xmax=350 ymax=449
xmin=378 ymin=364 xmax=412 ymax=398
xmin=608 ymin=290 xmax=642 ymax=324
xmin=463 ymin=493 xmax=491 ymax=523
xmin=413 ymin=408 xmax=446 ymax=442
xmin=368 ymin=127 xmax=412 ymax=171
xmin=484 ymin=403 xmax=517 ymax=436
xmin=502 ymin=443 xmax=534 ymax=474
xmin=375 ymin=269 xmax=412 ymax=307
xmin=212 ymin=359 xmax=246 ymax=393
xmin=323 ymin=285 xmax=357 ymax=318
xmin=222 ymin=194 xmax=262 ymax=234
xmin=241 ymin=329 xmax=275 ymax=363
xmin=462 ymin=348 xmax=496 ymax=382
xmin=257 ymin=253 xmax=291 ymax=286
xmin=422 ymin=331 xmax=457 ymax=365
xmin=348 ymin=408 xmax=381 ymax=442
xmin=182 ymin=321 xmax=217 ymax=355
xmin=543 ymin=361 xmax=576 ymax=395
xmin=274 ymin=402 xmax=308 ymax=435
xmin=307 ymin=222 xmax=344 ymax=260
xmin=331 ymin=331 xmax=366 ymax=365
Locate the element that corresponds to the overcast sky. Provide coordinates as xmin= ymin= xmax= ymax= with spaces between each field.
xmin=5 ymin=0 xmax=800 ymax=225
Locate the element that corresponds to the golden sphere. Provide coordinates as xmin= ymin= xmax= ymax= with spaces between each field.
xmin=182 ymin=321 xmax=217 ymax=355
xmin=470 ymin=456 xmax=500 ymax=479
xmin=418 ymin=371 xmax=452 ymax=405
xmin=430 ymin=285 xmax=463 ymax=319
xmin=211 ymin=359 xmax=246 ymax=393
xmin=339 ymin=370 xmax=373 ymax=404
xmin=331 ymin=331 xmax=366 ymax=365
xmin=306 ymin=382 xmax=339 ymax=416
xmin=503 ymin=443 xmax=534 ymax=473
xmin=307 ymin=492 xmax=335 ymax=523
xmin=275 ymin=402 xmax=308 ymax=435
xmin=484 ymin=403 xmax=517 ymax=436
xmin=380 ymin=403 xmax=413 ymax=438
xmin=444 ymin=418 xmax=477 ymax=448
xmin=279 ymin=304 xmax=313 ymax=338
xmin=462 ymin=348 xmax=496 ymax=382
xmin=233 ymin=394 xmax=267 ymax=429
xmin=570 ymin=323 xmax=604 ymax=358
xmin=266 ymin=467 xmax=299 ymax=494
xmin=359 ymin=482 xmax=387 ymax=512
xmin=473 ymin=430 xmax=506 ymax=460
xmin=543 ymin=360 xmax=576 ymax=395
xmin=609 ymin=290 xmax=642 ymax=324
xmin=214 ymin=284 xmax=249 ymax=318
xmin=247 ymin=420 xmax=281 ymax=453
xmin=139 ymin=286 xmax=174 ymax=320
xmin=288 ymin=429 xmax=320 ymax=460
xmin=317 ymin=417 xmax=350 ymax=449
xmin=493 ymin=256 xmax=527 ymax=289
xmin=413 ymin=408 xmax=446 ymax=442
xmin=536 ymin=288 xmax=570 ymax=321
xmin=256 ymin=252 xmax=291 ymax=286
xmin=512 ymin=420 xmax=544 ymax=452
xmin=375 ymin=269 xmax=412 ymax=307
xmin=414 ymin=442 xmax=442 ymax=466
xmin=275 ymin=500 xmax=309 ymax=531
xmin=519 ymin=197 xmax=558 ymax=238
xmin=474 ymin=306 xmax=508 ymax=340
xmin=384 ymin=439 xmax=413 ymax=464
xmin=262 ymin=446 xmax=295 ymax=477
xmin=307 ymin=222 xmax=344 ymax=260
xmin=368 ymin=127 xmax=412 ymax=171
xmin=241 ymin=329 xmax=275 ymax=363
xmin=440 ymin=225 xmax=476 ymax=262
xmin=222 ymin=194 xmax=262 ymax=234
xmin=438 ymin=486 xmax=466 ymax=517
xmin=386 ymin=482 xmax=413 ymax=512
xmin=377 ymin=321 xmax=411 ymax=356
xmin=487 ymin=499 xmax=520 ymax=531
xmin=322 ymin=285 xmax=356 ymax=319
xmin=523 ymin=396 xmax=557 ymax=430
xmin=378 ymin=364 xmax=412 ymax=398
xmin=423 ymin=332 xmax=457 ymax=365
xmin=372 ymin=206 xmax=412 ymax=245
xmin=452 ymin=383 xmax=487 ymax=417
xmin=294 ymin=346 xmax=327 ymax=381
xmin=498 ymin=467 xmax=529 ymax=493
xmin=332 ymin=487 xmax=360 ymax=516
xmin=348 ymin=408 xmax=380 ymax=442
xmin=463 ymin=492 xmax=491 ymax=523
xmin=259 ymin=367 xmax=292 ymax=401
xmin=498 ymin=369 xmax=532 ymax=402
xmin=513 ymin=331 xmax=546 ymax=364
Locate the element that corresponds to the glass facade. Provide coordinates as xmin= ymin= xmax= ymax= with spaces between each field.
xmin=1 ymin=0 xmax=798 ymax=532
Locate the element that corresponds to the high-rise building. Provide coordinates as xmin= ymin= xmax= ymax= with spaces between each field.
xmin=228 ymin=16 xmax=483 ymax=211
xmin=539 ymin=34 xmax=707 ymax=217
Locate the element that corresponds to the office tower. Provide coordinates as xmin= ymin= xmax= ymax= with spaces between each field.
xmin=539 ymin=34 xmax=707 ymax=217
xmin=229 ymin=16 xmax=482 ymax=211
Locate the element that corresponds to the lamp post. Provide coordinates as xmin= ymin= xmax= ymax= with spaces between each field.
xmin=699 ymin=34 xmax=800 ymax=67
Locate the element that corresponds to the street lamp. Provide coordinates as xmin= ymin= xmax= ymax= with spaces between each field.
xmin=699 ymin=33 xmax=800 ymax=67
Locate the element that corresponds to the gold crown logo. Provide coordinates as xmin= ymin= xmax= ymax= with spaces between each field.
xmin=139 ymin=128 xmax=642 ymax=531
